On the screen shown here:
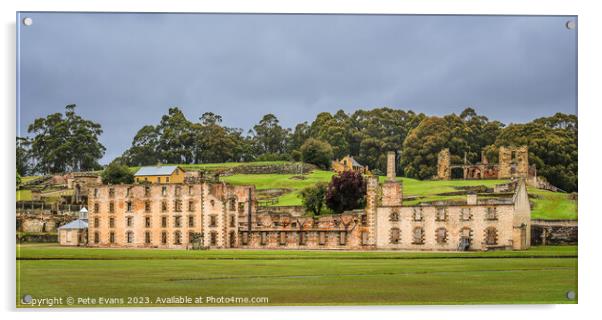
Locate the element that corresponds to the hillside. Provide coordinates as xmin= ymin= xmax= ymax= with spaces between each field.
xmin=18 ymin=161 xmax=576 ymax=220
xmin=221 ymin=169 xmax=577 ymax=220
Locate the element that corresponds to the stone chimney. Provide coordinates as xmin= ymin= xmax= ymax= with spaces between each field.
xmin=386 ymin=151 xmax=396 ymax=181
xmin=466 ymin=192 xmax=477 ymax=205
xmin=382 ymin=151 xmax=403 ymax=206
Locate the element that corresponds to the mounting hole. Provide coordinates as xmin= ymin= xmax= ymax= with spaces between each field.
xmin=566 ymin=290 xmax=576 ymax=300
xmin=565 ymin=20 xmax=576 ymax=30
xmin=23 ymin=17 xmax=33 ymax=26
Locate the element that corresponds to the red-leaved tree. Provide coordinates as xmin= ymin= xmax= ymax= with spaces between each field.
xmin=325 ymin=170 xmax=366 ymax=213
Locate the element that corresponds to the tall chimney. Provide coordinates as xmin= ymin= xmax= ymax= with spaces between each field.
xmin=386 ymin=151 xmax=396 ymax=181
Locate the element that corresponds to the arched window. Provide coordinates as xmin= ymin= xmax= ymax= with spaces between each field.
xmin=389 ymin=211 xmax=399 ymax=222
xmin=435 ymin=227 xmax=447 ymax=244
xmin=460 ymin=227 xmax=473 ymax=240
xmin=390 ymin=228 xmax=401 ymax=244
xmin=174 ymin=231 xmax=182 ymax=245
xmin=484 ymin=227 xmax=498 ymax=245
xmin=412 ymin=227 xmax=425 ymax=244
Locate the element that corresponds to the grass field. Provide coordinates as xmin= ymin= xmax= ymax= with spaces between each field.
xmin=16 ymin=244 xmax=577 ymax=307
xmin=16 ymin=190 xmax=32 ymax=201
xmin=221 ymin=171 xmax=577 ymax=220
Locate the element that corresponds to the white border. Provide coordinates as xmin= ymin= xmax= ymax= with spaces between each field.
xmin=2 ymin=1 xmax=600 ymax=320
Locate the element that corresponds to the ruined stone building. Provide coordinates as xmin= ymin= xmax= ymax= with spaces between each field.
xmin=84 ymin=152 xmax=531 ymax=251
xmin=436 ymin=146 xmax=534 ymax=181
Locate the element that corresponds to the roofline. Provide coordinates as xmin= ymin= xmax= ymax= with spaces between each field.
xmin=133 ymin=165 xmax=186 ymax=176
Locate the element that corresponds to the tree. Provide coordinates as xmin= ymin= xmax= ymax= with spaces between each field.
xmin=309 ymin=111 xmax=351 ymax=159
xmin=325 ymin=170 xmax=366 ymax=213
xmin=494 ymin=113 xmax=577 ymax=192
xmin=300 ymin=138 xmax=333 ymax=169
xmin=251 ymin=114 xmax=290 ymax=156
xmin=16 ymin=137 xmax=31 ymax=175
xmin=195 ymin=113 xmax=248 ymax=163
xmin=28 ymin=104 xmax=105 ymax=173
xmin=156 ymin=107 xmax=195 ymax=164
xmin=350 ymin=108 xmax=425 ymax=174
xmin=122 ymin=125 xmax=161 ymax=166
xmin=101 ymin=161 xmax=134 ymax=184
xmin=16 ymin=172 xmax=22 ymax=186
xmin=299 ymin=183 xmax=327 ymax=216
xmin=400 ymin=108 xmax=502 ymax=179
xmin=401 ymin=116 xmax=452 ymax=179
xmin=288 ymin=122 xmax=311 ymax=154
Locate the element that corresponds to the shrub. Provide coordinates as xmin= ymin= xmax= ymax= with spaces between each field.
xmin=325 ymin=170 xmax=366 ymax=213
xmin=299 ymin=183 xmax=328 ymax=216
xmin=101 ymin=161 xmax=134 ymax=184
xmin=300 ymin=138 xmax=333 ymax=170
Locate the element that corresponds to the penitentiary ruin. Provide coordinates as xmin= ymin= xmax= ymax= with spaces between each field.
xmin=73 ymin=151 xmax=532 ymax=251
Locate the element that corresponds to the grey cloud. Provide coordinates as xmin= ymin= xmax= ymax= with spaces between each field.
xmin=17 ymin=13 xmax=577 ymax=162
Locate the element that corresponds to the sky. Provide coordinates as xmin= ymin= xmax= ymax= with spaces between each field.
xmin=17 ymin=13 xmax=577 ymax=163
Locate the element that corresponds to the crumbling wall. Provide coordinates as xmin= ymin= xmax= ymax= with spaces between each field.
xmin=531 ymin=220 xmax=578 ymax=245
xmin=437 ymin=149 xmax=451 ymax=180
xmin=16 ymin=211 xmax=78 ymax=233
xmin=498 ymin=146 xmax=529 ymax=179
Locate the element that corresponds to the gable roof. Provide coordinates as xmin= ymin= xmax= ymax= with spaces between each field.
xmin=58 ymin=219 xmax=88 ymax=230
xmin=134 ymin=165 xmax=182 ymax=177
xmin=349 ymin=157 xmax=363 ymax=167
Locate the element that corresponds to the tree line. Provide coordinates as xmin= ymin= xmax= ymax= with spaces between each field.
xmin=16 ymin=104 xmax=578 ymax=192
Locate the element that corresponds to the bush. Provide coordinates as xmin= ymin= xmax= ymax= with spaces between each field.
xmin=299 ymin=183 xmax=328 ymax=216
xmin=300 ymin=138 xmax=334 ymax=170
xmin=255 ymin=152 xmax=291 ymax=161
xmin=290 ymin=150 xmax=302 ymax=162
xmin=101 ymin=161 xmax=134 ymax=184
xmin=325 ymin=170 xmax=366 ymax=213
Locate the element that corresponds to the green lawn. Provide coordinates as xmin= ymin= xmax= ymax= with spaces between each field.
xmin=222 ymin=170 xmax=335 ymax=206
xmin=16 ymin=244 xmax=577 ymax=307
xmin=16 ymin=190 xmax=32 ymax=201
xmin=528 ymin=188 xmax=578 ymax=220
xmin=221 ymin=172 xmax=576 ymax=219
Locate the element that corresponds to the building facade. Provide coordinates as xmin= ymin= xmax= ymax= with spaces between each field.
xmin=86 ymin=152 xmax=530 ymax=251
xmin=332 ymin=155 xmax=370 ymax=175
xmin=134 ymin=165 xmax=186 ymax=184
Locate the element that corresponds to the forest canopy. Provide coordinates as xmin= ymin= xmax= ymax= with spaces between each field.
xmin=17 ymin=105 xmax=578 ymax=192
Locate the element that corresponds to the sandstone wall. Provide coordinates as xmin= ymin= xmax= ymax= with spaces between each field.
xmin=437 ymin=149 xmax=451 ymax=180
xmin=375 ymin=204 xmax=516 ymax=251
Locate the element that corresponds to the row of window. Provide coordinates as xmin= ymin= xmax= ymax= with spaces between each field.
xmin=96 ymin=184 xmax=192 ymax=198
xmin=389 ymin=226 xmax=498 ymax=245
xmin=91 ymin=215 xmax=237 ymax=229
xmin=92 ymin=230 xmax=215 ymax=245
xmin=91 ymin=199 xmax=245 ymax=214
xmin=389 ymin=207 xmax=498 ymax=222
xmin=93 ymin=231 xmax=222 ymax=246
xmin=242 ymin=231 xmax=365 ymax=246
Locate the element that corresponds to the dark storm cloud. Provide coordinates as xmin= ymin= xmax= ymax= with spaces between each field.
xmin=17 ymin=13 xmax=577 ymax=163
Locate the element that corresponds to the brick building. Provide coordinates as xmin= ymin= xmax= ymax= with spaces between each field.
xmin=85 ymin=152 xmax=530 ymax=251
